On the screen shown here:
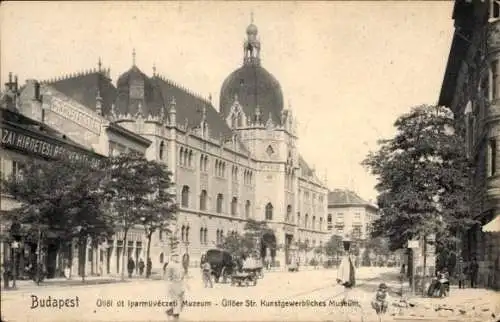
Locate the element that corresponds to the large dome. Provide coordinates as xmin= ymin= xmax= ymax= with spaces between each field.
xmin=219 ymin=21 xmax=284 ymax=125
xmin=219 ymin=64 xmax=284 ymax=125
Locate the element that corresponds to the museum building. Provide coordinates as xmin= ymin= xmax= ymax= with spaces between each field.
xmin=4 ymin=19 xmax=330 ymax=276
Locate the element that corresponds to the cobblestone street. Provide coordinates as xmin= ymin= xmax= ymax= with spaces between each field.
xmin=1 ymin=267 xmax=498 ymax=322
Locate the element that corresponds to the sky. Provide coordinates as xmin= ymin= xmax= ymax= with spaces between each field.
xmin=0 ymin=1 xmax=455 ymax=202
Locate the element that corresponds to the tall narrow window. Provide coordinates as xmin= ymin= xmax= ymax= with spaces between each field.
xmin=199 ymin=190 xmax=207 ymax=211
xmin=159 ymin=141 xmax=165 ymax=160
xmin=265 ymin=203 xmax=273 ymax=220
xmin=181 ymin=186 xmax=190 ymax=208
xmin=216 ymin=194 xmax=224 ymax=213
xmin=286 ymin=205 xmax=292 ymax=222
xmin=490 ymin=139 xmax=497 ymax=176
xmin=231 ymin=197 xmax=238 ymax=216
xmin=245 ymin=200 xmax=251 ymax=218
xmin=491 ymin=0 xmax=500 ymax=20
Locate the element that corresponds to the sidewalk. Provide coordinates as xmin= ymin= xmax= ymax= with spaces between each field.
xmin=392 ymin=287 xmax=500 ymax=322
xmin=0 ymin=274 xmax=156 ymax=292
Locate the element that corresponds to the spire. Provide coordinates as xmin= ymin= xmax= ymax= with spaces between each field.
xmin=98 ymin=57 xmax=102 ymax=72
xmin=132 ymin=48 xmax=136 ymax=66
xmin=244 ymin=12 xmax=261 ymax=66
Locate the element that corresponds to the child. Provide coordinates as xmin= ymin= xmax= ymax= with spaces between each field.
xmin=372 ymin=283 xmax=390 ymax=315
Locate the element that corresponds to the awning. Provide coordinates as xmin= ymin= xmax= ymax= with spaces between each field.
xmin=482 ymin=215 xmax=500 ymax=233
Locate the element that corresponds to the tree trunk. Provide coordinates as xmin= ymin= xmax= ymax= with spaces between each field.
xmin=80 ymin=235 xmax=86 ymax=282
xmin=121 ymin=228 xmax=129 ymax=281
xmin=422 ymin=235 xmax=427 ymax=295
xmin=146 ymin=230 xmax=153 ymax=278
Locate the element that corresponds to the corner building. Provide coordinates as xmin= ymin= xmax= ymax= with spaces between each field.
xmin=439 ymin=0 xmax=500 ymax=289
xmin=29 ymin=21 xmax=329 ymax=271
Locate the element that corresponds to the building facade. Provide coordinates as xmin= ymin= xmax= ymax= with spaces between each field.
xmin=8 ymin=20 xmax=329 ymax=274
xmin=0 ymin=75 xmax=106 ymax=279
xmin=326 ymin=189 xmax=378 ymax=241
xmin=439 ymin=0 xmax=500 ymax=289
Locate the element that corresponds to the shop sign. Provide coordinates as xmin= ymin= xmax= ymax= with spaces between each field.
xmin=47 ymin=96 xmax=102 ymax=134
xmin=1 ymin=127 xmax=100 ymax=167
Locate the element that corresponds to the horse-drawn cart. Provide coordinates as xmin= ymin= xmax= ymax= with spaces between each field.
xmin=230 ymin=257 xmax=263 ymax=287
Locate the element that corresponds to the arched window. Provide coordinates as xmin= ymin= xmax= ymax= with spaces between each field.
xmin=185 ymin=226 xmax=190 ymax=242
xmin=319 ymin=217 xmax=323 ymax=231
xmin=159 ymin=141 xmax=165 ymax=160
xmin=216 ymin=194 xmax=224 ymax=213
xmin=181 ymin=225 xmax=186 ymax=242
xmin=181 ymin=186 xmax=190 ymax=208
xmin=231 ymin=197 xmax=238 ymax=216
xmin=200 ymin=155 xmax=204 ymax=170
xmin=245 ymin=200 xmax=251 ymax=218
xmin=297 ymin=212 xmax=301 ymax=226
xmin=305 ymin=214 xmax=309 ymax=228
xmin=216 ymin=229 xmax=220 ymax=244
xmin=286 ymin=205 xmax=292 ymax=222
xmin=204 ymin=156 xmax=208 ymax=171
xmin=265 ymin=203 xmax=273 ymax=221
xmin=159 ymin=253 xmax=164 ymax=264
xmin=312 ymin=216 xmax=316 ymax=229
xmin=199 ymin=190 xmax=207 ymax=211
xmin=188 ymin=150 xmax=193 ymax=167
xmin=215 ymin=160 xmax=219 ymax=175
xmin=200 ymin=228 xmax=204 ymax=243
xmin=203 ymin=228 xmax=208 ymax=244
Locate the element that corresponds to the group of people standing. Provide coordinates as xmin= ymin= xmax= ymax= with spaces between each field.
xmin=126 ymin=258 xmax=148 ymax=278
xmin=455 ymin=257 xmax=479 ymax=289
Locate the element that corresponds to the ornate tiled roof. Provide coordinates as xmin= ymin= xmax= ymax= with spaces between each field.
xmin=41 ymin=65 xmax=249 ymax=154
xmin=328 ymin=189 xmax=371 ymax=207
xmin=44 ymin=69 xmax=116 ymax=116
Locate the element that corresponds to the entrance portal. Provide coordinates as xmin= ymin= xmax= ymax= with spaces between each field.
xmin=260 ymin=232 xmax=277 ymax=266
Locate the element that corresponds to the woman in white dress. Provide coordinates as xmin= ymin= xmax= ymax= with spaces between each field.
xmin=165 ymin=253 xmax=186 ymax=321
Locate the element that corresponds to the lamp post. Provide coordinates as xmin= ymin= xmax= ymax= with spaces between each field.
xmin=11 ymin=241 xmax=19 ymax=289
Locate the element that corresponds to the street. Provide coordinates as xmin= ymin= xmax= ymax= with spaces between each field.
xmin=2 ymin=267 xmax=498 ymax=322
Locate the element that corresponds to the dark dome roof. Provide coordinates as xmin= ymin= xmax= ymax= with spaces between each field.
xmin=219 ymin=64 xmax=284 ymax=125
xmin=115 ymin=65 xmax=165 ymax=117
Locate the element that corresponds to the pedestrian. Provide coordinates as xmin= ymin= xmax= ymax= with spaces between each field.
xmin=371 ymin=283 xmax=391 ymax=316
xmin=165 ymin=252 xmax=187 ymax=321
xmin=138 ymin=259 xmax=145 ymax=276
xmin=470 ymin=258 xmax=479 ymax=288
xmin=200 ymin=255 xmax=212 ymax=288
xmin=127 ymin=258 xmax=135 ymax=278
xmin=456 ymin=257 xmax=466 ymax=289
